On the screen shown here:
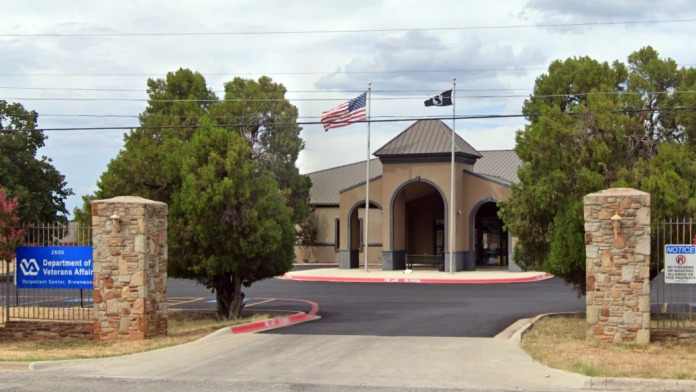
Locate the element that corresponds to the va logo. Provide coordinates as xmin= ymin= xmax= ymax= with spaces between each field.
xmin=19 ymin=258 xmax=40 ymax=276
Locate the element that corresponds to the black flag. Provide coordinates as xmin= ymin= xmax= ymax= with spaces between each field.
xmin=424 ymin=90 xmax=453 ymax=107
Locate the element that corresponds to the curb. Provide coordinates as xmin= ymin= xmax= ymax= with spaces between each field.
xmin=230 ymin=299 xmax=320 ymax=334
xmin=585 ymin=377 xmax=696 ymax=391
xmin=516 ymin=312 xmax=696 ymax=391
xmin=280 ymin=272 xmax=553 ymax=285
xmin=0 ymin=362 xmax=32 ymax=371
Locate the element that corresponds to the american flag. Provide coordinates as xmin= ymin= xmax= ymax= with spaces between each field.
xmin=320 ymin=92 xmax=367 ymax=131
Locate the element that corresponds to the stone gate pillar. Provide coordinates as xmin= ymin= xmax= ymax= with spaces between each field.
xmin=584 ymin=188 xmax=650 ymax=345
xmin=91 ymin=196 xmax=168 ymax=340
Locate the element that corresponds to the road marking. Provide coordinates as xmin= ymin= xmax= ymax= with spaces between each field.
xmin=167 ymin=297 xmax=204 ymax=306
xmin=245 ymin=298 xmax=275 ymax=308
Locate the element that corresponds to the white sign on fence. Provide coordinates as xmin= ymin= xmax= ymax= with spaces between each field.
xmin=664 ymin=244 xmax=696 ymax=284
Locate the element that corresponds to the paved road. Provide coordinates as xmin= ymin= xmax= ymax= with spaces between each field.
xmin=8 ymin=329 xmax=587 ymax=392
xmin=169 ymin=276 xmax=585 ymax=337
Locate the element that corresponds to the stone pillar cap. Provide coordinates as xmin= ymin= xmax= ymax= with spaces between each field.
xmin=585 ymin=187 xmax=649 ymax=198
xmin=91 ymin=196 xmax=167 ymax=206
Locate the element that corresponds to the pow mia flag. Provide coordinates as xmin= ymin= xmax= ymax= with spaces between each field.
xmin=424 ymin=89 xmax=453 ymax=107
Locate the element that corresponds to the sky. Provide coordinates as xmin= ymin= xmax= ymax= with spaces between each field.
xmin=2 ymin=0 xmax=696 ymax=214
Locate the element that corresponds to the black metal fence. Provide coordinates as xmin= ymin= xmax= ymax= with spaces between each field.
xmin=1 ymin=223 xmax=93 ymax=322
xmin=651 ymin=217 xmax=696 ymax=334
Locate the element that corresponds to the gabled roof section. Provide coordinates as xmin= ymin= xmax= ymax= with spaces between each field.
xmin=374 ymin=119 xmax=482 ymax=159
xmin=473 ymin=149 xmax=521 ymax=184
xmin=305 ymin=149 xmax=521 ymax=205
xmin=306 ymin=158 xmax=382 ymax=205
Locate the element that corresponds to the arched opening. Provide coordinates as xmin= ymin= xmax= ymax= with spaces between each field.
xmin=473 ymin=201 xmax=508 ymax=268
xmin=347 ymin=201 xmax=381 ymax=268
xmin=392 ymin=181 xmax=446 ymax=270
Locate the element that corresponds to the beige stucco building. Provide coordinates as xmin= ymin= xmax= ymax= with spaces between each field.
xmin=296 ymin=120 xmax=522 ymax=272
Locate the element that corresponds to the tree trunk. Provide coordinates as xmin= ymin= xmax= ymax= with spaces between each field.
xmin=213 ymin=273 xmax=244 ymax=320
xmin=213 ymin=273 xmax=234 ymax=319
xmin=229 ymin=274 xmax=243 ymax=319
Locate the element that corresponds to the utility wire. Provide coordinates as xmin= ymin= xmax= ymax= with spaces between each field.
xmin=3 ymin=107 xmax=695 ymax=133
xmin=4 ymin=63 xmax=695 ymax=78
xmin=1 ymin=17 xmax=695 ymax=37
xmin=0 ymin=85 xmax=529 ymax=93
xmin=3 ymin=89 xmax=696 ymax=103
xmin=0 ymin=66 xmax=547 ymax=77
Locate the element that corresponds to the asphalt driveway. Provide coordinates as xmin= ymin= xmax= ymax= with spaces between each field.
xmin=168 ymin=275 xmax=584 ymax=337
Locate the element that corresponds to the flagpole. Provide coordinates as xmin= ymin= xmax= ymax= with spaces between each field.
xmin=364 ymin=83 xmax=372 ymax=272
xmin=449 ymin=78 xmax=456 ymax=274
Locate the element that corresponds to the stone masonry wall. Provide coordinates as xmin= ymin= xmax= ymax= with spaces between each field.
xmin=584 ymin=188 xmax=651 ymax=345
xmin=91 ymin=196 xmax=168 ymax=340
xmin=0 ymin=320 xmax=93 ymax=340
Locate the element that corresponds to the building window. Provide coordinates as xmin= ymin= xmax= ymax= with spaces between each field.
xmin=334 ymin=218 xmax=340 ymax=250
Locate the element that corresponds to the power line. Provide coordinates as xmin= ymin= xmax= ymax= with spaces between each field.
xmin=0 ymin=66 xmax=547 ymax=77
xmin=4 ymin=63 xmax=694 ymax=78
xmin=1 ymin=17 xmax=695 ymax=38
xmin=3 ymin=89 xmax=696 ymax=103
xmin=3 ymin=107 xmax=695 ymax=133
xmin=0 ymin=85 xmax=529 ymax=93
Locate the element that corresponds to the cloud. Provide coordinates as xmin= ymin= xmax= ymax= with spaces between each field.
xmin=314 ymin=31 xmax=546 ymax=93
xmin=523 ymin=0 xmax=692 ymax=21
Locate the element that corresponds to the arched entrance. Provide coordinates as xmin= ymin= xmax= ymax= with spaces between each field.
xmin=347 ymin=201 xmax=381 ymax=268
xmin=472 ymin=201 xmax=508 ymax=268
xmin=391 ymin=180 xmax=446 ymax=270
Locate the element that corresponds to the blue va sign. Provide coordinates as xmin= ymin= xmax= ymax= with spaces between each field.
xmin=16 ymin=246 xmax=93 ymax=289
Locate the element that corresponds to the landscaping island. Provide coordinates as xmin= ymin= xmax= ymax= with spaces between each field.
xmin=0 ymin=311 xmax=265 ymax=362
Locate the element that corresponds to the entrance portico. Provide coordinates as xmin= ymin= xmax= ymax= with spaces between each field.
xmin=299 ymin=119 xmax=521 ymax=272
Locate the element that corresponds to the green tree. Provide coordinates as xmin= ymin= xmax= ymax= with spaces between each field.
xmin=81 ymin=70 xmax=310 ymax=224
xmin=0 ymin=101 xmax=72 ymax=222
xmin=500 ymin=47 xmax=696 ymax=293
xmin=171 ymin=120 xmax=295 ymax=319
xmin=211 ymin=76 xmax=310 ymax=222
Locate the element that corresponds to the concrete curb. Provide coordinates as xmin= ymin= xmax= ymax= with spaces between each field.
xmin=516 ymin=312 xmax=696 ymax=391
xmin=280 ymin=272 xmax=554 ymax=285
xmin=230 ymin=299 xmax=320 ymax=334
xmin=0 ymin=362 xmax=32 ymax=371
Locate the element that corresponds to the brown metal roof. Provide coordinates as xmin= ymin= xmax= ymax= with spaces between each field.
xmin=305 ymin=120 xmax=521 ymax=204
xmin=306 ymin=158 xmax=383 ymax=205
xmin=306 ymin=150 xmax=520 ymax=205
xmin=374 ymin=119 xmax=482 ymax=158
xmin=473 ymin=149 xmax=521 ymax=184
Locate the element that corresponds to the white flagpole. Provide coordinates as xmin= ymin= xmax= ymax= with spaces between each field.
xmin=364 ymin=83 xmax=372 ymax=272
xmin=449 ymin=78 xmax=456 ymax=274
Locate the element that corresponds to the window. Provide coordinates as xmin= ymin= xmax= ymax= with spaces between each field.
xmin=334 ymin=218 xmax=340 ymax=250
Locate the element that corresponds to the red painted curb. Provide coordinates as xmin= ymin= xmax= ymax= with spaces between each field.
xmin=280 ymin=273 xmax=554 ymax=285
xmin=230 ymin=298 xmax=320 ymax=334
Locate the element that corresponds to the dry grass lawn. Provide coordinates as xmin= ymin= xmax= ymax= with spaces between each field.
xmin=0 ymin=311 xmax=267 ymax=362
xmin=522 ymin=315 xmax=696 ymax=380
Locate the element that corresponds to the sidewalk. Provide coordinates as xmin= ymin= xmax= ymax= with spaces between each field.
xmin=282 ymin=267 xmax=552 ymax=284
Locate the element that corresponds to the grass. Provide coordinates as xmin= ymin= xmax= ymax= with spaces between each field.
xmin=522 ymin=315 xmax=696 ymax=380
xmin=0 ymin=310 xmax=267 ymax=362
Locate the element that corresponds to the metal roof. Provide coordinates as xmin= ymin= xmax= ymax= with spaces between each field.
xmin=305 ymin=120 xmax=521 ymax=204
xmin=306 ymin=149 xmax=520 ymax=205
xmin=374 ymin=119 xmax=482 ymax=158
xmin=306 ymin=158 xmax=383 ymax=205
xmin=472 ymin=149 xmax=521 ymax=184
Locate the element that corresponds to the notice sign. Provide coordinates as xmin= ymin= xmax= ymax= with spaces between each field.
xmin=16 ymin=246 xmax=93 ymax=289
xmin=664 ymin=244 xmax=696 ymax=284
